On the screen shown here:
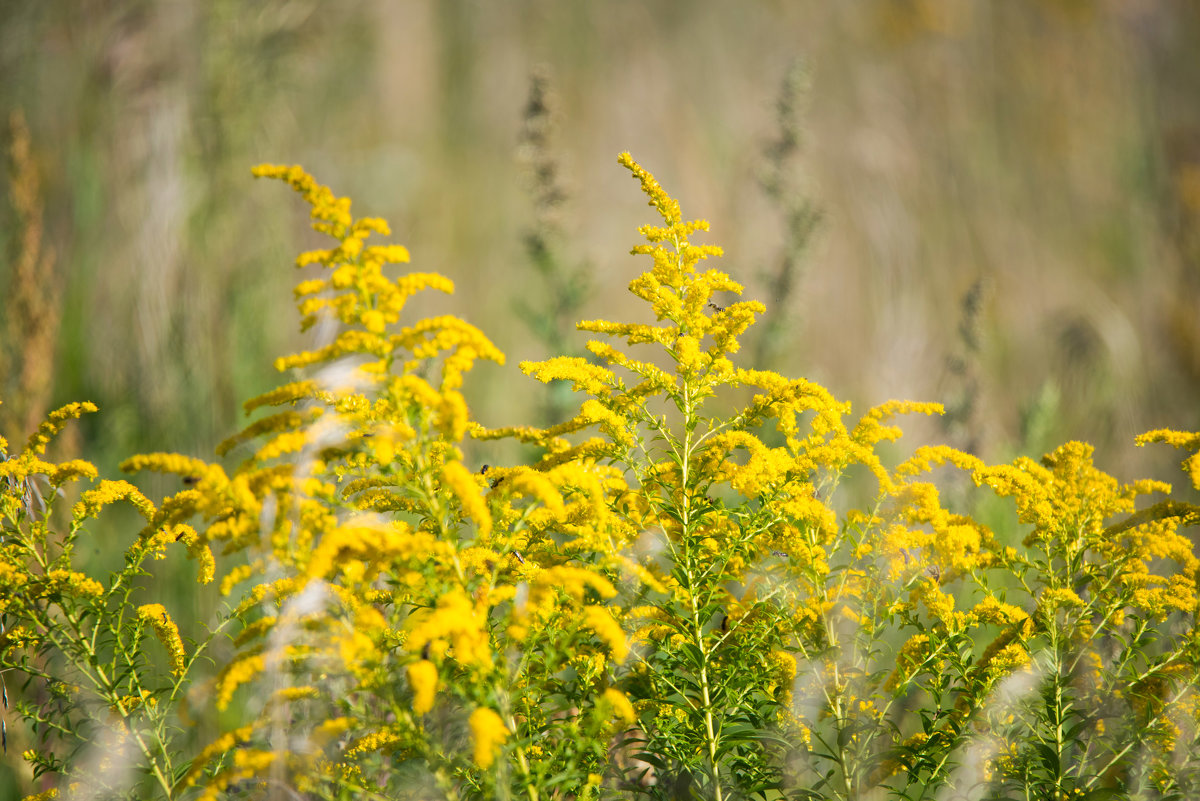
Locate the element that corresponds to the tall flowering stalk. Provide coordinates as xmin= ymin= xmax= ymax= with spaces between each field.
xmin=119 ymin=165 xmax=637 ymax=800
xmin=510 ymin=153 xmax=957 ymax=797
xmin=506 ymin=154 xmax=1200 ymax=799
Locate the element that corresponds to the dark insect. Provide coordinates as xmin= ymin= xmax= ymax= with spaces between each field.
xmin=925 ymin=563 xmax=941 ymax=583
xmin=182 ymin=475 xmax=201 ymax=486
xmin=480 ymin=464 xmax=502 ymax=488
xmin=513 ymin=551 xmax=525 ymax=565
xmin=708 ymin=302 xmax=724 ymax=312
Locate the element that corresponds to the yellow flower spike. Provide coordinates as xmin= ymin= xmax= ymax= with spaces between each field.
xmin=546 ymin=462 xmax=614 ymax=532
xmin=183 ymin=725 xmax=257 ymax=788
xmin=579 ymin=399 xmax=635 ymax=449
xmin=136 ymin=604 xmax=187 ymax=677
xmin=895 ymin=444 xmax=985 ymax=478
xmin=253 ymin=163 xmax=352 ymax=236
xmin=853 ymin=400 xmax=945 ymax=448
xmin=196 ymin=748 xmax=277 ymax=801
xmin=406 ymin=589 xmax=493 ymax=668
xmin=73 ymin=479 xmax=156 ymax=522
xmin=241 ymin=380 xmax=323 ymax=414
xmin=603 ymin=688 xmax=637 ymax=724
xmin=505 ymin=469 xmax=566 ymax=519
xmin=333 ymin=607 xmax=385 ymax=675
xmin=970 ymin=594 xmax=1030 ymax=628
xmin=579 ymin=322 xmax=671 ymax=348
xmin=49 ymin=459 xmax=98 ymax=487
xmin=345 ymin=729 xmax=404 ymax=760
xmin=673 ymin=335 xmax=706 ymax=375
xmin=441 ymin=461 xmax=492 ymax=537
xmin=361 ymin=309 xmax=386 ymax=334
xmin=885 ymin=634 xmax=933 ymax=691
xmin=408 ymin=659 xmax=438 ymax=715
xmin=521 ymin=356 xmax=616 ymax=396
xmin=44 ymin=569 xmax=104 ymax=598
xmin=468 ymin=707 xmax=510 ymax=769
xmin=530 ymin=566 xmax=617 ymax=611
xmin=438 ymin=390 xmax=470 ymax=441
xmin=583 ymin=605 xmax=629 ymax=663
xmin=628 ymin=273 xmax=687 ymax=321
xmin=1137 ymin=428 xmax=1200 ymax=490
xmin=21 ymin=789 xmax=59 ymax=801
xmin=706 ymin=300 xmax=764 ymax=355
xmin=215 ymin=652 xmax=266 ymax=710
xmin=618 ymin=152 xmax=681 ymax=226
xmin=25 ymin=401 xmax=98 ymax=455
xmin=308 ymin=520 xmax=442 ymax=581
xmin=369 ymin=432 xmax=395 ymax=465
xmin=364 ymin=243 xmax=410 ymax=264
xmin=915 ymin=581 xmax=957 ymax=626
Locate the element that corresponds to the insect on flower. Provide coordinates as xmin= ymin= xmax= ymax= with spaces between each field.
xmin=480 ymin=463 xmax=503 ymax=489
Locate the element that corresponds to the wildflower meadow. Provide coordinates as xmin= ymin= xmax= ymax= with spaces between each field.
xmin=2 ymin=152 xmax=1199 ymax=801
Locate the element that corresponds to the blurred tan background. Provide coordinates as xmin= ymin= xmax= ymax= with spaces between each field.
xmin=2 ymin=0 xmax=1199 ymax=485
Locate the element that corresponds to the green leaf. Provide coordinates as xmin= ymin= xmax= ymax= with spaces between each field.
xmin=1034 ymin=742 xmax=1060 ymax=775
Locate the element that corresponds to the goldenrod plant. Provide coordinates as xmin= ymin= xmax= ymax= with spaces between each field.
xmin=2 ymin=154 xmax=1198 ymax=800
xmin=0 ymin=402 xmax=223 ymax=799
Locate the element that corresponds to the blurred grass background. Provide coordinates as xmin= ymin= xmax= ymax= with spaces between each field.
xmin=2 ymin=0 xmax=1200 ymax=793
xmin=3 ymin=0 xmax=1200 ymax=480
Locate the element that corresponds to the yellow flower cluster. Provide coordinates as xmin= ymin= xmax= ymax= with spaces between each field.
xmin=1137 ymin=428 xmax=1200 ymax=490
xmin=406 ymin=589 xmax=493 ymax=668
xmin=970 ymin=594 xmax=1029 ymax=630
xmin=194 ymin=748 xmax=277 ymax=801
xmin=45 ymin=569 xmax=103 ymax=598
xmin=252 ymin=164 xmax=504 ymax=394
xmin=10 ymin=154 xmax=1200 ymax=800
xmin=72 ymin=479 xmax=156 ymax=522
xmin=603 ymin=687 xmax=637 ymax=725
xmin=21 ymin=401 xmax=97 ymax=455
xmin=307 ymin=519 xmax=448 ymax=583
xmin=215 ymin=652 xmax=266 ymax=710
xmin=468 ymin=707 xmax=510 ymax=769
xmin=407 ymin=659 xmax=438 ymax=715
xmin=583 ymin=605 xmax=628 ymax=663
xmin=136 ymin=603 xmax=187 ymax=677
xmin=528 ymin=565 xmax=618 ymax=610
xmin=441 ymin=461 xmax=492 ymax=536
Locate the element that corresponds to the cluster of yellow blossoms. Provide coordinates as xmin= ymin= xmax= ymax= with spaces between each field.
xmin=2 ymin=153 xmax=1199 ymax=800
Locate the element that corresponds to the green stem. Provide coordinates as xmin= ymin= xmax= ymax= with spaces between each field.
xmin=672 ymin=270 xmax=724 ymax=801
